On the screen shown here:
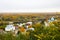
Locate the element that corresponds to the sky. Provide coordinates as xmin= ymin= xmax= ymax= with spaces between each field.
xmin=0 ymin=0 xmax=60 ymax=12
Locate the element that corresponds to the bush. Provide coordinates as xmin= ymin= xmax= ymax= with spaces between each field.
xmin=0 ymin=22 xmax=60 ymax=40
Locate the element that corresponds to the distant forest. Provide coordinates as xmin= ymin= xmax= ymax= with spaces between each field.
xmin=0 ymin=13 xmax=60 ymax=22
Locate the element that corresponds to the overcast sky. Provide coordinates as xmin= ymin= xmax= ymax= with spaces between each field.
xmin=0 ymin=0 xmax=60 ymax=12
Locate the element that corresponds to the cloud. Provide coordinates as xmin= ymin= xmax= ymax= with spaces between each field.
xmin=0 ymin=0 xmax=60 ymax=12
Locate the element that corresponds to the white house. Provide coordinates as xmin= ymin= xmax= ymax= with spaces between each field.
xmin=51 ymin=17 xmax=55 ymax=21
xmin=5 ymin=22 xmax=15 ymax=31
xmin=5 ymin=25 xmax=15 ymax=31
xmin=26 ymin=22 xmax=32 ymax=25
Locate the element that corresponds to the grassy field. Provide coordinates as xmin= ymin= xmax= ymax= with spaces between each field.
xmin=0 ymin=21 xmax=60 ymax=40
xmin=0 ymin=13 xmax=60 ymax=40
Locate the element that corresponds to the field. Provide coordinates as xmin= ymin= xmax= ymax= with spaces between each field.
xmin=0 ymin=13 xmax=60 ymax=40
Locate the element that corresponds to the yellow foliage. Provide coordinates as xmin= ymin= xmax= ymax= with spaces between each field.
xmin=34 ymin=34 xmax=41 ymax=39
xmin=34 ymin=22 xmax=41 ymax=27
xmin=28 ymin=25 xmax=32 ymax=28
xmin=49 ymin=22 xmax=54 ymax=26
xmin=19 ymin=27 xmax=26 ymax=32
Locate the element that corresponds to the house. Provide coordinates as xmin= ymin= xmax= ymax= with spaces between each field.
xmin=5 ymin=24 xmax=15 ymax=31
xmin=5 ymin=22 xmax=15 ymax=31
xmin=26 ymin=22 xmax=32 ymax=25
xmin=48 ymin=16 xmax=55 ymax=22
